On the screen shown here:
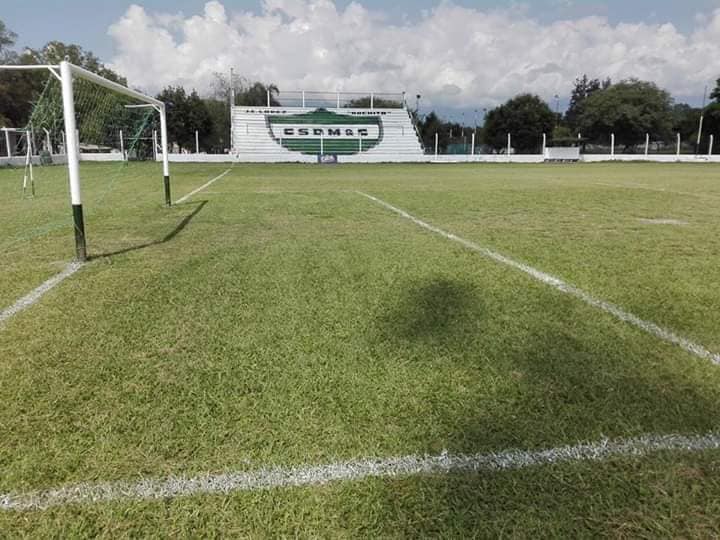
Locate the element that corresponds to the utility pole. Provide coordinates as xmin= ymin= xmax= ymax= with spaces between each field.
xmin=229 ymin=67 xmax=235 ymax=153
xmin=554 ymin=94 xmax=560 ymax=127
xmin=697 ymin=85 xmax=708 ymax=155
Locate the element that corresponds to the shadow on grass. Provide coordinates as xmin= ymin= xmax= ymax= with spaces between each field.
xmin=365 ymin=277 xmax=720 ymax=534
xmin=375 ymin=277 xmax=484 ymax=348
xmin=89 ymin=200 xmax=208 ymax=260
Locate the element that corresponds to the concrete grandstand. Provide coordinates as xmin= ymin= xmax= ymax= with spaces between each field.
xmin=231 ymin=92 xmax=425 ymax=163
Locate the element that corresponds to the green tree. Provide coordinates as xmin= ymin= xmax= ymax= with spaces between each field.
xmin=0 ymin=52 xmax=45 ymax=128
xmin=704 ymin=103 xmax=720 ymax=141
xmin=24 ymin=41 xmax=126 ymax=84
xmin=416 ymin=111 xmax=447 ymax=152
xmin=577 ymin=79 xmax=674 ymax=149
xmin=671 ymin=103 xmax=701 ymax=141
xmin=203 ymin=98 xmax=230 ymax=153
xmin=565 ymin=75 xmax=608 ymax=129
xmin=212 ymin=73 xmax=281 ymax=107
xmin=235 ymin=82 xmax=280 ymax=106
xmin=344 ymin=96 xmax=403 ymax=109
xmin=0 ymin=20 xmax=16 ymax=125
xmin=0 ymin=19 xmax=16 ymax=58
xmin=1 ymin=38 xmax=127 ymax=128
xmin=209 ymin=72 xmax=284 ymax=152
xmin=710 ymin=77 xmax=720 ymax=104
xmin=156 ymin=86 xmax=212 ymax=152
xmin=483 ymin=94 xmax=555 ymax=153
xmin=706 ymin=77 xmax=720 ymax=142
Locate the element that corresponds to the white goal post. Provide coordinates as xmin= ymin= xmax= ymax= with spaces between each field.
xmin=0 ymin=127 xmax=35 ymax=195
xmin=0 ymin=60 xmax=171 ymax=261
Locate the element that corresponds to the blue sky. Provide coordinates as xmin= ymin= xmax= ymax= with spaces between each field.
xmin=5 ymin=1 xmax=719 ymax=62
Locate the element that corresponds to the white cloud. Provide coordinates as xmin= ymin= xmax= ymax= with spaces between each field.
xmin=107 ymin=1 xmax=720 ymax=107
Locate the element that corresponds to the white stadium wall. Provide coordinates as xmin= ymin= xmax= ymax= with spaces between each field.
xmin=161 ymin=153 xmax=720 ymax=164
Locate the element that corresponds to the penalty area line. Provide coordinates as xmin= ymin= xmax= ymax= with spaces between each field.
xmin=175 ymin=168 xmax=232 ymax=204
xmin=0 ymin=262 xmax=84 ymax=326
xmin=356 ymin=191 xmax=720 ymax=366
xmin=2 ymin=431 xmax=720 ymax=511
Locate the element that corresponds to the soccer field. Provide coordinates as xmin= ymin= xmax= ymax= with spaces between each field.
xmin=2 ymin=161 xmax=720 ymax=536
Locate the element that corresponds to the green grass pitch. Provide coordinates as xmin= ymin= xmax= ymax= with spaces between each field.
xmin=1 ymin=160 xmax=720 ymax=536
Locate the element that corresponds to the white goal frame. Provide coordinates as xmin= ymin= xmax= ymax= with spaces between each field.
xmin=0 ymin=60 xmax=171 ymax=261
xmin=0 ymin=127 xmax=35 ymax=195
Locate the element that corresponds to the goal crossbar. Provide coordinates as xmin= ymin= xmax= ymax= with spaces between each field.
xmin=67 ymin=63 xmax=164 ymax=109
xmin=0 ymin=60 xmax=172 ymax=261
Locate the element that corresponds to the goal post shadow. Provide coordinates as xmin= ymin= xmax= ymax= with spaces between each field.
xmin=88 ymin=200 xmax=208 ymax=260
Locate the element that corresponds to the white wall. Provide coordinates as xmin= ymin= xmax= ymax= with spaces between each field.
xmin=162 ymin=153 xmax=720 ymax=164
xmin=79 ymin=153 xmax=125 ymax=162
xmin=0 ymin=154 xmax=68 ymax=167
xmin=583 ymin=154 xmax=720 ymax=163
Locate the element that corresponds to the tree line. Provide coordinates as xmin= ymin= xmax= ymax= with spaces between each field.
xmin=418 ymin=75 xmax=720 ymax=154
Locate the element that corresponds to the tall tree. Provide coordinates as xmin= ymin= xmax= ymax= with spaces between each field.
xmin=344 ymin=96 xmax=403 ymax=109
xmin=0 ymin=19 xmax=17 ymax=125
xmin=416 ymin=111 xmax=447 ymax=152
xmin=671 ymin=103 xmax=701 ymax=141
xmin=483 ymin=94 xmax=555 ymax=153
xmin=703 ymin=102 xmax=720 ymax=142
xmin=236 ymin=82 xmax=280 ymax=106
xmin=710 ymin=77 xmax=720 ymax=104
xmin=565 ymin=75 xmax=607 ymax=129
xmin=577 ymin=79 xmax=674 ymax=149
xmin=203 ymin=98 xmax=230 ymax=153
xmin=0 ymin=19 xmax=16 ymax=57
xmin=1 ymin=38 xmax=127 ymax=128
xmin=211 ymin=72 xmax=280 ymax=107
xmin=156 ymin=86 xmax=212 ymax=152
xmin=23 ymin=41 xmax=126 ymax=84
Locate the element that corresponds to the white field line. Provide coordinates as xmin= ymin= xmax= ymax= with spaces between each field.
xmin=2 ymin=431 xmax=719 ymax=512
xmin=637 ymin=218 xmax=688 ymax=226
xmin=175 ymin=169 xmax=232 ymax=204
xmin=252 ymin=189 xmax=355 ymax=194
xmin=594 ymin=182 xmax=719 ymax=200
xmin=0 ymin=262 xmax=84 ymax=326
xmin=356 ymin=191 xmax=720 ymax=365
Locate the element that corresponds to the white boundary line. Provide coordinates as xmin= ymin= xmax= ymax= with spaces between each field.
xmin=2 ymin=431 xmax=719 ymax=511
xmin=175 ymin=168 xmax=232 ymax=204
xmin=356 ymin=191 xmax=720 ymax=365
xmin=0 ymin=262 xmax=84 ymax=326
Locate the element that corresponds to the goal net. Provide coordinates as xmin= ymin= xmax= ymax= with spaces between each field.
xmin=28 ymin=72 xmax=159 ymax=163
xmin=0 ymin=61 xmax=170 ymax=261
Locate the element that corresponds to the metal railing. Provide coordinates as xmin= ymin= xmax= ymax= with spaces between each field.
xmin=238 ymin=90 xmax=407 ymax=109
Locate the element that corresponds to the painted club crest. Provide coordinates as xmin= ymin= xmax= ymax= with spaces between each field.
xmin=268 ymin=109 xmax=383 ymax=155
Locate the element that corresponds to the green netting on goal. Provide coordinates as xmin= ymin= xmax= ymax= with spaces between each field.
xmin=28 ymin=74 xmax=158 ymax=163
